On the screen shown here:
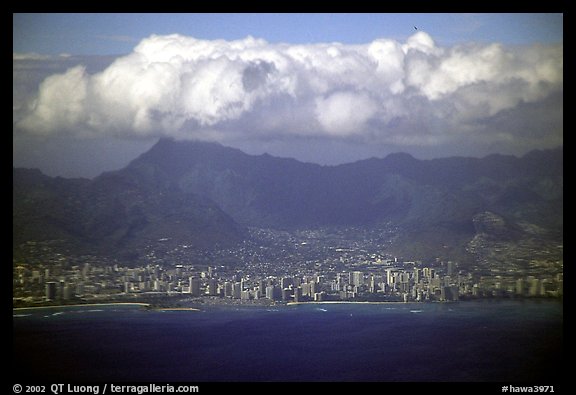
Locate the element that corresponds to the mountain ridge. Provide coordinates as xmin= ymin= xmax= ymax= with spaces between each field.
xmin=13 ymin=139 xmax=562 ymax=264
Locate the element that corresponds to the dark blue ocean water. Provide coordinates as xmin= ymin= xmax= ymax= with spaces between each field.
xmin=13 ymin=301 xmax=562 ymax=382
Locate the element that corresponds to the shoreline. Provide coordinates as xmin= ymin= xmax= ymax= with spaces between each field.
xmin=286 ymin=301 xmax=408 ymax=306
xmin=14 ymin=299 xmax=558 ymax=312
xmin=13 ymin=302 xmax=151 ymax=311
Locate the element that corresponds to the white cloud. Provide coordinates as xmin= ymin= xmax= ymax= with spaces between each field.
xmin=315 ymin=92 xmax=379 ymax=136
xmin=13 ymin=52 xmax=52 ymax=61
xmin=18 ymin=65 xmax=88 ymax=134
xmin=402 ymin=31 xmax=442 ymax=56
xmin=14 ymin=32 xmax=563 ymax=152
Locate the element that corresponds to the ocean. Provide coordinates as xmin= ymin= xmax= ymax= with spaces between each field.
xmin=13 ymin=300 xmax=562 ymax=382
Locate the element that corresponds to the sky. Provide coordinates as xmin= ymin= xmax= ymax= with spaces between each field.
xmin=13 ymin=13 xmax=563 ymax=178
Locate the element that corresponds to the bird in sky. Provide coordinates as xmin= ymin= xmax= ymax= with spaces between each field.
xmin=414 ymin=26 xmax=418 ymax=30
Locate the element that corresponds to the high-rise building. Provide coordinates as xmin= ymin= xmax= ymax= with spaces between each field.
xmin=528 ymin=277 xmax=540 ymax=296
xmin=59 ymin=280 xmax=66 ymax=301
xmin=266 ymin=285 xmax=277 ymax=300
xmin=140 ymin=281 xmax=151 ymax=292
xmin=310 ymin=281 xmax=318 ymax=295
xmin=415 ymin=287 xmax=423 ymax=302
xmin=450 ymin=286 xmax=459 ymax=301
xmin=422 ymin=267 xmax=430 ymax=279
xmin=62 ymin=284 xmax=72 ymax=300
xmin=430 ymin=276 xmax=441 ymax=289
xmin=224 ymin=282 xmax=233 ymax=297
xmin=81 ymin=264 xmax=90 ymax=280
xmin=399 ymin=272 xmax=410 ymax=284
xmin=233 ymin=282 xmax=242 ymax=299
xmin=369 ymin=275 xmax=376 ymax=293
xmin=350 ymin=271 xmax=364 ymax=286
xmin=282 ymin=288 xmax=293 ymax=301
xmin=398 ymin=276 xmax=410 ymax=293
xmin=265 ymin=285 xmax=273 ymax=299
xmin=472 ymin=283 xmax=480 ymax=297
xmin=423 ymin=267 xmax=437 ymax=280
xmin=258 ymin=280 xmax=267 ymax=297
xmin=207 ymin=279 xmax=218 ymax=296
xmin=293 ymin=287 xmax=302 ymax=302
xmin=441 ymin=286 xmax=452 ymax=301
xmin=45 ymin=282 xmax=57 ymax=301
xmin=281 ymin=277 xmax=293 ymax=289
xmin=336 ymin=273 xmax=345 ymax=290
xmin=414 ymin=269 xmax=421 ymax=284
xmin=379 ymin=282 xmax=387 ymax=293
xmin=189 ymin=277 xmax=201 ymax=297
xmin=331 ymin=281 xmax=338 ymax=292
xmin=31 ymin=270 xmax=42 ymax=284
xmin=515 ymin=278 xmax=524 ymax=295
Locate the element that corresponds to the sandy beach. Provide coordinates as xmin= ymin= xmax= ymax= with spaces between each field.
xmin=13 ymin=302 xmax=151 ymax=311
xmin=286 ymin=301 xmax=407 ymax=306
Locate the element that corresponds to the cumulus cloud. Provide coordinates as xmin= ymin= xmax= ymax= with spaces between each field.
xmin=14 ymin=32 xmax=562 ymax=152
xmin=315 ymin=92 xmax=379 ymax=136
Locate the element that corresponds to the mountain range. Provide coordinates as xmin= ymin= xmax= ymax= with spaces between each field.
xmin=13 ymin=138 xmax=563 ymax=264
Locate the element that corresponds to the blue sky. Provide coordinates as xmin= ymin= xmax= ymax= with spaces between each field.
xmin=13 ymin=13 xmax=563 ymax=178
xmin=14 ymin=13 xmax=563 ymax=55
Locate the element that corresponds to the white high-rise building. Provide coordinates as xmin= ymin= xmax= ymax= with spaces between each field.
xmin=414 ymin=269 xmax=421 ymax=284
xmin=266 ymin=285 xmax=276 ymax=300
xmin=386 ymin=269 xmax=395 ymax=285
xmin=350 ymin=271 xmax=364 ymax=286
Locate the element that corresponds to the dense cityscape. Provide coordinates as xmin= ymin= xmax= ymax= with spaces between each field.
xmin=13 ymin=227 xmax=563 ymax=308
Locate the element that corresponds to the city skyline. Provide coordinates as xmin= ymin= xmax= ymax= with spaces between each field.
xmin=14 ymin=226 xmax=563 ymax=309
